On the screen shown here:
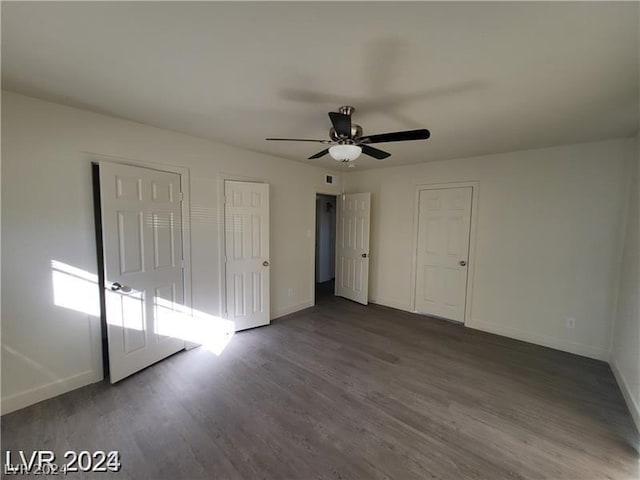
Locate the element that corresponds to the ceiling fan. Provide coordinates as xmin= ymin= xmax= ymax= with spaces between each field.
xmin=266 ymin=106 xmax=430 ymax=163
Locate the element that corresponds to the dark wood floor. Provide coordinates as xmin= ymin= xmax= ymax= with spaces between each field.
xmin=2 ymin=293 xmax=639 ymax=479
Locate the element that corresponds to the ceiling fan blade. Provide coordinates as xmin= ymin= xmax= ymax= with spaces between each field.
xmin=360 ymin=129 xmax=430 ymax=144
xmin=328 ymin=112 xmax=352 ymax=137
xmin=266 ymin=138 xmax=331 ymax=144
xmin=308 ymin=149 xmax=330 ymax=159
xmin=362 ymin=145 xmax=391 ymax=160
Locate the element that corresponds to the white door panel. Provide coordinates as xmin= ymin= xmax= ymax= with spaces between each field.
xmin=100 ymin=162 xmax=186 ymax=383
xmin=336 ymin=193 xmax=370 ymax=305
xmin=415 ymin=187 xmax=472 ymax=322
xmin=225 ymin=181 xmax=270 ymax=331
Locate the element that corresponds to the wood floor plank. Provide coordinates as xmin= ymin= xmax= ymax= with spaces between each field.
xmin=2 ymin=292 xmax=638 ymax=479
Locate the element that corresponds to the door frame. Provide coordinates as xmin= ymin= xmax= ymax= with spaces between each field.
xmin=410 ymin=181 xmax=479 ymax=325
xmin=312 ymin=191 xmax=339 ymax=305
xmin=90 ymin=154 xmax=196 ymax=350
xmin=217 ymin=173 xmax=269 ymax=321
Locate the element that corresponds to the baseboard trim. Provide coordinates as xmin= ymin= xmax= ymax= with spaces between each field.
xmin=272 ymin=300 xmax=314 ymax=320
xmin=370 ymin=300 xmax=608 ymax=361
xmin=1 ymin=369 xmax=102 ymax=415
xmin=467 ymin=319 xmax=609 ymax=361
xmin=610 ymin=359 xmax=640 ymax=433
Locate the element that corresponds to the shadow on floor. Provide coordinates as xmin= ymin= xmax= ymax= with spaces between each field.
xmin=315 ymin=278 xmax=335 ymax=303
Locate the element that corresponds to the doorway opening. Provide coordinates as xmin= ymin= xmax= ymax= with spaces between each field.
xmin=315 ymin=194 xmax=337 ymax=303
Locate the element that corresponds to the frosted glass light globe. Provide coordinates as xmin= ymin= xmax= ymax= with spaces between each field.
xmin=329 ymin=144 xmax=362 ymax=162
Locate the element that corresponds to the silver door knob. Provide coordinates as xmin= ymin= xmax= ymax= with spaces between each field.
xmin=111 ymin=282 xmax=132 ymax=292
xmin=362 ymin=253 xmax=368 ymax=258
xmin=263 ymin=261 xmax=270 ymax=267
xmin=459 ymin=260 xmax=467 ymax=266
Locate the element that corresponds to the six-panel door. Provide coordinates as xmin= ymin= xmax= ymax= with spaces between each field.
xmin=100 ymin=162 xmax=186 ymax=383
xmin=224 ymin=181 xmax=270 ymax=331
xmin=335 ymin=193 xmax=371 ymax=305
xmin=415 ymin=187 xmax=472 ymax=322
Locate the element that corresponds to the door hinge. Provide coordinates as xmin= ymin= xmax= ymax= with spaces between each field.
xmin=180 ymin=259 xmax=184 ymax=268
xmin=178 ymin=192 xmax=184 ymax=202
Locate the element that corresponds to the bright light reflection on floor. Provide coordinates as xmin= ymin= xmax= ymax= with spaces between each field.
xmin=154 ymin=297 xmax=235 ymax=356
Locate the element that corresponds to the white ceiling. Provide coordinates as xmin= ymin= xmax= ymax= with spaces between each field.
xmin=2 ymin=2 xmax=638 ymax=170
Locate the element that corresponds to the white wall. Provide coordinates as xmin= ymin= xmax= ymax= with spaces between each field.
xmin=345 ymin=138 xmax=635 ymax=361
xmin=1 ymin=91 xmax=342 ymax=414
xmin=611 ymin=134 xmax=640 ymax=431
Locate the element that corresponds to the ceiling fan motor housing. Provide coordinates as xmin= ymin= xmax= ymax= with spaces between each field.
xmin=330 ymin=124 xmax=363 ymax=142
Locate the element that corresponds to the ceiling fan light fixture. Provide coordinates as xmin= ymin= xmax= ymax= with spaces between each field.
xmin=266 ymin=107 xmax=430 ymax=161
xmin=329 ymin=144 xmax=362 ymax=162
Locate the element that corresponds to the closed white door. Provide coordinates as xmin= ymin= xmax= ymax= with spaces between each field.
xmin=224 ymin=181 xmax=270 ymax=331
xmin=99 ymin=162 xmax=186 ymax=383
xmin=336 ymin=193 xmax=371 ymax=305
xmin=415 ymin=187 xmax=472 ymax=322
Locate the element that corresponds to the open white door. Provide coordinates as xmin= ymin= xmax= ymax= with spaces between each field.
xmin=415 ymin=187 xmax=472 ymax=323
xmin=99 ymin=162 xmax=186 ymax=383
xmin=224 ymin=181 xmax=270 ymax=331
xmin=335 ymin=193 xmax=371 ymax=305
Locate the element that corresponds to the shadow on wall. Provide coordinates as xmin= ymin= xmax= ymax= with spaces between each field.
xmin=280 ymin=37 xmax=487 ymax=129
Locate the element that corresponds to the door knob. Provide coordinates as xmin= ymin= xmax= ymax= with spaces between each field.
xmin=263 ymin=261 xmax=270 ymax=267
xmin=362 ymin=253 xmax=368 ymax=258
xmin=111 ymin=282 xmax=132 ymax=293
xmin=459 ymin=260 xmax=467 ymax=266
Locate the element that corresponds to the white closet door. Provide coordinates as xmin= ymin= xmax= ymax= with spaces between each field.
xmin=224 ymin=181 xmax=270 ymax=331
xmin=415 ymin=187 xmax=472 ymax=322
xmin=100 ymin=162 xmax=186 ymax=383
